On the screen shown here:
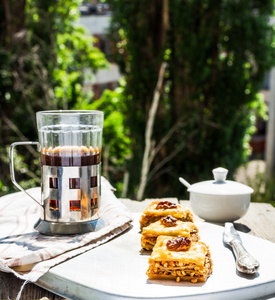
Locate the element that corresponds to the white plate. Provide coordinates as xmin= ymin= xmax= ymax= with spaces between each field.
xmin=37 ymin=213 xmax=275 ymax=300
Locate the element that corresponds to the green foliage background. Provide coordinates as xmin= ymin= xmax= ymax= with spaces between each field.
xmin=107 ymin=0 xmax=275 ymax=200
xmin=0 ymin=0 xmax=274 ymax=203
xmin=0 ymin=0 xmax=108 ymax=195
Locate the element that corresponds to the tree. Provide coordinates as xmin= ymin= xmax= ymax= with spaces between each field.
xmin=108 ymin=0 xmax=274 ymax=200
xmin=0 ymin=0 xmax=107 ymax=195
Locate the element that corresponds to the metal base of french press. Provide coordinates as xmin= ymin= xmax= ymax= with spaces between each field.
xmin=34 ymin=218 xmax=99 ymax=236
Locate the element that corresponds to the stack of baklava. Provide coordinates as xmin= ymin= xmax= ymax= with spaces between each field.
xmin=140 ymin=200 xmax=213 ymax=283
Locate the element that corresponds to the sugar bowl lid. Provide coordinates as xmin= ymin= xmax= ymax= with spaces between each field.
xmin=187 ymin=167 xmax=254 ymax=196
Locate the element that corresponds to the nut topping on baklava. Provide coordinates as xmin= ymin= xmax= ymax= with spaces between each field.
xmin=141 ymin=220 xmax=199 ymax=251
xmin=156 ymin=201 xmax=177 ymax=210
xmin=139 ymin=200 xmax=194 ymax=230
xmin=146 ymin=236 xmax=213 ymax=283
xmin=166 ymin=236 xmax=191 ymax=251
xmin=161 ymin=215 xmax=177 ymax=227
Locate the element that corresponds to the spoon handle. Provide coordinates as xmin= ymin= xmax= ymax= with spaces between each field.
xmin=179 ymin=177 xmax=191 ymax=188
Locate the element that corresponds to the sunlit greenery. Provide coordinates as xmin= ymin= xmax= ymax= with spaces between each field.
xmin=0 ymin=0 xmax=274 ymax=203
xmin=74 ymin=80 xmax=132 ymax=192
xmin=108 ymin=0 xmax=275 ymax=200
xmin=0 ymin=0 xmax=108 ymax=195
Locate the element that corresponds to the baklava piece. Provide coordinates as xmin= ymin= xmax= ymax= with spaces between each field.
xmin=140 ymin=200 xmax=194 ymax=230
xmin=141 ymin=216 xmax=199 ymax=250
xmin=146 ymin=236 xmax=213 ymax=283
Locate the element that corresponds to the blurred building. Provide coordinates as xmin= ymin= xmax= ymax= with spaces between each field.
xmin=77 ymin=3 xmax=121 ymax=99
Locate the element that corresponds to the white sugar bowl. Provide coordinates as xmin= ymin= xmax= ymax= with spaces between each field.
xmin=179 ymin=167 xmax=254 ymax=223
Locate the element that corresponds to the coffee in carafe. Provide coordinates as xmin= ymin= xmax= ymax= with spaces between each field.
xmin=10 ymin=110 xmax=104 ymax=235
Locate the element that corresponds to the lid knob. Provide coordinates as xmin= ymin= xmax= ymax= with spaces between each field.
xmin=212 ymin=167 xmax=228 ymax=183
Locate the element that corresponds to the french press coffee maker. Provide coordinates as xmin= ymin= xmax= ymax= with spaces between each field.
xmin=9 ymin=110 xmax=104 ymax=235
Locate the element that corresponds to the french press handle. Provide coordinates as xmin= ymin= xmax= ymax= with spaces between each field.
xmin=9 ymin=141 xmax=43 ymax=207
